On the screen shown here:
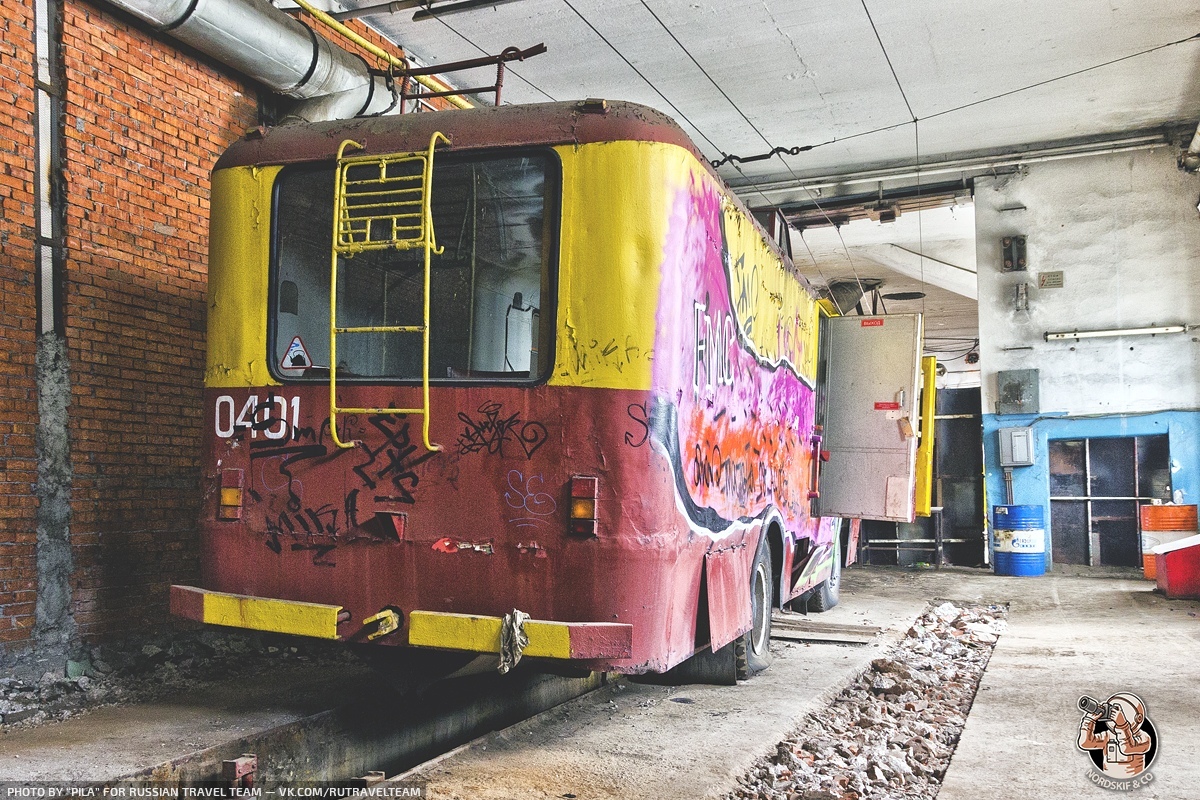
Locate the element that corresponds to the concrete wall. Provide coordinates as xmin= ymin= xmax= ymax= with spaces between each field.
xmin=975 ymin=146 xmax=1200 ymax=565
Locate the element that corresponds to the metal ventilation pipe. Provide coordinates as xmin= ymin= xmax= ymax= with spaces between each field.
xmin=104 ymin=0 xmax=396 ymax=122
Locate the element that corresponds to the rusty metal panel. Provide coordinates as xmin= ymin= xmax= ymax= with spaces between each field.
xmin=846 ymin=518 xmax=862 ymax=566
xmin=817 ymin=314 xmax=923 ymax=523
xmin=197 ymin=384 xmax=704 ymax=672
xmin=216 ymin=101 xmax=706 ymax=171
xmin=996 ymin=368 xmax=1040 ymax=415
xmin=198 ymin=109 xmax=834 ymax=675
xmin=704 ymin=537 xmax=754 ymax=652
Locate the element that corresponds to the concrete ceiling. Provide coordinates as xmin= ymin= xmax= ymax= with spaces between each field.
xmin=327 ymin=0 xmax=1200 ymax=379
xmin=796 ymin=204 xmax=981 ymax=379
xmin=348 ymin=0 xmax=1200 ymax=187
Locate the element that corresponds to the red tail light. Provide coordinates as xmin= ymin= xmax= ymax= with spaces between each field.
xmin=569 ymin=475 xmax=598 ymax=536
xmin=219 ymin=469 xmax=244 ymax=520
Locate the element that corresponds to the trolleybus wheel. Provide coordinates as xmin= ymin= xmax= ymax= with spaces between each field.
xmin=735 ymin=534 xmax=774 ymax=679
xmin=809 ymin=526 xmax=842 ymax=612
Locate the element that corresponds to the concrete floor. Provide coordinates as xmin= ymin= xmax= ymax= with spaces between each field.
xmin=0 ymin=662 xmax=378 ymax=780
xmin=4 ymin=567 xmax=1196 ymax=798
xmin=0 ymin=573 xmax=927 ymax=787
xmin=406 ymin=583 xmax=926 ymax=800
xmin=935 ymin=569 xmax=1200 ymax=800
xmin=411 ymin=567 xmax=1200 ymax=800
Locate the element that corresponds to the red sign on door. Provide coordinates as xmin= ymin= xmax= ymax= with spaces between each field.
xmin=874 ymin=401 xmax=901 ymax=410
xmin=861 ymin=319 xmax=884 ymax=327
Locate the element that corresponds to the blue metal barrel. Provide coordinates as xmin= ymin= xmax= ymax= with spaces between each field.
xmin=993 ymin=504 xmax=1046 ymax=576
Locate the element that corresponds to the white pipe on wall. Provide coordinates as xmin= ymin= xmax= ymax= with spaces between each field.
xmin=743 ymin=135 xmax=1171 ymax=200
xmin=104 ymin=0 xmax=396 ymax=122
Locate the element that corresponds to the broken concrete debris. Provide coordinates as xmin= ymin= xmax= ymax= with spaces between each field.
xmin=728 ymin=602 xmax=1007 ymax=800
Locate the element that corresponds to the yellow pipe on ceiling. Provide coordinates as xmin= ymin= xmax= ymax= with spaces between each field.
xmin=291 ymin=0 xmax=473 ymax=110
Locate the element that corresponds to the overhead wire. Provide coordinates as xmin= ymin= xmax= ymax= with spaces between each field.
xmin=541 ymin=2 xmax=889 ymax=323
xmin=794 ymin=198 xmax=871 ymax=315
xmin=794 ymin=225 xmax=845 ymax=315
xmin=630 ymin=0 xmax=786 ymax=208
xmin=920 ymin=30 xmax=1200 ymax=124
xmin=635 ymin=1 xmax=772 ymax=153
xmin=861 ymin=0 xmax=926 ymax=319
xmin=421 ymin=0 xmax=860 ymax=308
xmin=914 ymin=120 xmax=926 ymax=321
xmin=621 ymin=1 xmax=871 ymax=305
xmin=560 ymin=0 xmax=727 ymax=163
xmin=724 ymin=29 xmax=1200 ymax=173
xmin=860 ymin=0 xmax=914 ymax=122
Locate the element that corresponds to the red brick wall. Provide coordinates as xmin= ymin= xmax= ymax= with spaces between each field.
xmin=0 ymin=3 xmax=41 ymax=645
xmin=1 ymin=1 xmax=455 ymax=652
xmin=58 ymin=1 xmax=261 ymax=640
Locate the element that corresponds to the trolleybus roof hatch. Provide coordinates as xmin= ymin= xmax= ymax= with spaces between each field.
xmin=816 ymin=314 xmax=924 ymax=523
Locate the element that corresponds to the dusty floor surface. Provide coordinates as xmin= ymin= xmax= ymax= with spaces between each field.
xmin=728 ymin=601 xmax=1007 ymax=799
xmin=931 ymin=570 xmax=1200 ymax=800
xmin=405 ymin=570 xmax=936 ymax=800
xmin=407 ymin=567 xmax=1200 ymax=800
xmin=0 ymin=647 xmax=375 ymax=781
xmin=4 ymin=567 xmax=1195 ymax=798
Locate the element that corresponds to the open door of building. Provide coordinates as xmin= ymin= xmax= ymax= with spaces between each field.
xmin=815 ymin=313 xmax=924 ymax=522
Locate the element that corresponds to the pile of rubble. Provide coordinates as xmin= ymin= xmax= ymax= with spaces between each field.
xmin=1 ymin=630 xmax=355 ymax=729
xmin=729 ymin=601 xmax=1007 ymax=800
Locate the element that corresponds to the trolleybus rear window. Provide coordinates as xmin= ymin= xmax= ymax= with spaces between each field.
xmin=270 ymin=153 xmax=557 ymax=383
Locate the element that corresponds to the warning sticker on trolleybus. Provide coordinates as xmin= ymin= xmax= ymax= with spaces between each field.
xmin=281 ymin=336 xmax=313 ymax=370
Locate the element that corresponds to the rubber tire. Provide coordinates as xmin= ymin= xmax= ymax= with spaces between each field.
xmin=809 ymin=526 xmax=842 ymax=612
xmin=735 ymin=534 xmax=774 ymax=680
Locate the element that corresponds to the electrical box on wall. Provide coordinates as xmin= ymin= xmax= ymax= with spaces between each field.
xmin=998 ymin=427 xmax=1035 ymax=467
xmin=1001 ymin=236 xmax=1027 ymax=272
xmin=996 ymin=368 xmax=1039 ymax=415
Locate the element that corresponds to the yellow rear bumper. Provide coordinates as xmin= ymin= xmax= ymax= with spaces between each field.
xmin=170 ymin=586 xmax=633 ymax=659
xmin=171 ymin=585 xmax=344 ymax=640
xmin=407 ymin=610 xmax=632 ymax=660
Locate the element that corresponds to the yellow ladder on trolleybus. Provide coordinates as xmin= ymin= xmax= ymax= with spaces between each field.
xmin=329 ymin=132 xmax=450 ymax=451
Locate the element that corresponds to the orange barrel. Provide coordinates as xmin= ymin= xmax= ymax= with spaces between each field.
xmin=1142 ymin=531 xmax=1194 ymax=580
xmin=1140 ymin=505 xmax=1199 ymax=580
xmin=1140 ymin=504 xmax=1199 ymax=531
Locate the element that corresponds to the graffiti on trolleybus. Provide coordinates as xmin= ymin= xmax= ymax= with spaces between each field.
xmin=657 ymin=172 xmax=817 ymax=535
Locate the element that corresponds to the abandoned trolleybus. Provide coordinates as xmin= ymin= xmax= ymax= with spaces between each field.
xmin=171 ymin=100 xmax=926 ymax=680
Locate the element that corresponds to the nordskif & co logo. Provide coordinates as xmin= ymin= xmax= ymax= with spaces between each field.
xmin=1076 ymin=692 xmax=1158 ymax=790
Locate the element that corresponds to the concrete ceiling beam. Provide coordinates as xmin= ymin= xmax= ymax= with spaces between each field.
xmin=851 ymin=244 xmax=978 ymax=300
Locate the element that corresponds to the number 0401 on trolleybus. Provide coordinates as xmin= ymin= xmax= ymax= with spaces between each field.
xmin=171 ymin=100 xmax=931 ymax=681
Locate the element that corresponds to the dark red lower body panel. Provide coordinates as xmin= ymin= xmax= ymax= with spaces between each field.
xmin=197 ymin=383 xmax=828 ymax=672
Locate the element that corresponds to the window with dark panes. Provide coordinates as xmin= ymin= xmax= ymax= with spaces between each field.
xmin=271 ymin=153 xmax=556 ymax=382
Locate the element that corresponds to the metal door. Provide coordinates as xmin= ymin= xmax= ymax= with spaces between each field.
xmin=816 ymin=314 xmax=923 ymax=522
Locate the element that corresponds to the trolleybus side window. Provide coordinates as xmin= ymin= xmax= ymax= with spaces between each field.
xmin=270 ymin=153 xmax=557 ymax=383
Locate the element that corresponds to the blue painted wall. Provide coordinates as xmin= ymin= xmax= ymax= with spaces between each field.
xmin=982 ymin=411 xmax=1200 ymax=570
